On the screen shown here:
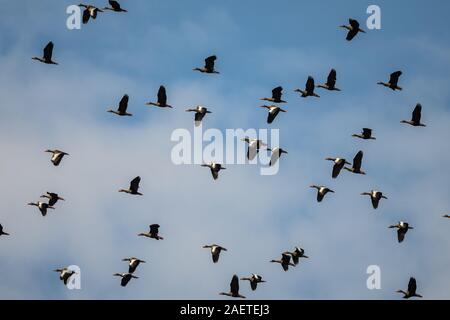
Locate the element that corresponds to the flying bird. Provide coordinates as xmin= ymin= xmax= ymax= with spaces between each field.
xmin=352 ymin=128 xmax=376 ymax=140
xmin=401 ymin=104 xmax=426 ymax=127
xmin=193 ymin=55 xmax=219 ymax=74
xmin=340 ymin=18 xmax=366 ymax=41
xmin=259 ymin=105 xmax=287 ymax=124
xmin=201 ymin=162 xmax=226 ymax=180
xmin=378 ymin=71 xmax=403 ymax=91
xmin=317 ymin=69 xmax=341 ymax=91
xmin=361 ymin=190 xmax=387 ymax=209
xmin=295 ymin=76 xmax=320 ymax=98
xmin=241 ymin=274 xmax=266 ymax=291
xmin=288 ymin=247 xmax=309 ymax=265
xmin=186 ymin=106 xmax=211 ymax=126
xmin=389 ymin=221 xmax=413 ymax=243
xmin=267 ymin=147 xmax=288 ymax=166
xmin=122 ymin=257 xmax=146 ymax=273
xmin=271 ymin=252 xmax=295 ymax=271
xmin=310 ymin=185 xmax=334 ymax=202
xmin=242 ymin=137 xmax=267 ymax=160
xmin=219 ymin=275 xmax=246 ymax=299
xmin=443 ymin=214 xmax=450 ymax=219
xmin=325 ymin=157 xmax=351 ymax=179
xmin=397 ymin=277 xmax=423 ymax=299
xmin=32 ymin=41 xmax=58 ymax=65
xmin=146 ymin=86 xmax=173 ymax=108
xmin=45 ymin=149 xmax=69 ymax=167
xmin=103 ymin=0 xmax=127 ymax=12
xmin=79 ymin=4 xmax=104 ymax=24
xmin=344 ymin=151 xmax=366 ymax=175
xmin=119 ymin=176 xmax=143 ymax=195
xmin=54 ymin=267 xmax=76 ymax=285
xmin=28 ymin=201 xmax=55 ymax=217
xmin=203 ymin=244 xmax=227 ymax=263
xmin=138 ymin=224 xmax=164 ymax=240
xmin=260 ymin=86 xmax=286 ymax=103
xmin=108 ymin=94 xmax=132 ymax=116
xmin=40 ymin=192 xmax=65 ymax=206
xmin=113 ymin=273 xmax=138 ymax=287
xmin=0 ymin=224 xmax=9 ymax=236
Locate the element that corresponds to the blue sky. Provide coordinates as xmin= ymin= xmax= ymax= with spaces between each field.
xmin=0 ymin=0 xmax=449 ymax=299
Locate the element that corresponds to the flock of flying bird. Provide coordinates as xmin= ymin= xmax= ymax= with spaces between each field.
xmin=1 ymin=1 xmax=447 ymax=300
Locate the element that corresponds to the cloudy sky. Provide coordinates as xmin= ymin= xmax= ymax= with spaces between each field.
xmin=0 ymin=0 xmax=449 ymax=299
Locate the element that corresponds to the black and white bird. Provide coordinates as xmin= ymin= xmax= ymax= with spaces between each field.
xmin=28 ymin=201 xmax=55 ymax=217
xmin=108 ymin=94 xmax=132 ymax=116
xmin=113 ymin=273 xmax=138 ymax=287
xmin=45 ymin=149 xmax=69 ymax=166
xmin=361 ymin=190 xmax=387 ymax=209
xmin=259 ymin=105 xmax=287 ymax=124
xmin=53 ymin=267 xmax=76 ymax=285
xmin=397 ymin=277 xmax=423 ymax=299
xmin=32 ymin=41 xmax=58 ymax=65
xmin=201 ymin=162 xmax=226 ymax=180
xmin=240 ymin=274 xmax=266 ymax=291
xmin=288 ymin=247 xmax=309 ymax=265
xmin=203 ymin=244 xmax=227 ymax=263
xmin=79 ymin=4 xmax=104 ymax=24
xmin=103 ymin=0 xmax=127 ymax=12
xmin=186 ymin=106 xmax=211 ymax=127
xmin=40 ymin=192 xmax=65 ymax=206
xmin=119 ymin=176 xmax=143 ymax=195
xmin=138 ymin=224 xmax=164 ymax=240
xmin=271 ymin=252 xmax=296 ymax=271
xmin=310 ymin=185 xmax=334 ymax=202
xmin=317 ymin=69 xmax=341 ymax=91
xmin=340 ymin=18 xmax=366 ymax=41
xmin=352 ymin=128 xmax=376 ymax=140
xmin=325 ymin=157 xmax=350 ymax=179
xmin=260 ymin=86 xmax=286 ymax=103
xmin=242 ymin=137 xmax=267 ymax=160
xmin=378 ymin=71 xmax=403 ymax=91
xmin=389 ymin=221 xmax=413 ymax=243
xmin=401 ymin=104 xmax=426 ymax=127
xmin=193 ymin=55 xmax=219 ymax=74
xmin=219 ymin=275 xmax=246 ymax=299
xmin=0 ymin=224 xmax=9 ymax=236
xmin=344 ymin=151 xmax=366 ymax=175
xmin=295 ymin=76 xmax=320 ymax=98
xmin=267 ymin=147 xmax=288 ymax=166
xmin=122 ymin=257 xmax=146 ymax=273
xmin=146 ymin=86 xmax=173 ymax=108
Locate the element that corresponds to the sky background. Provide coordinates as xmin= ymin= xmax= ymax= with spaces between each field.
xmin=0 ymin=0 xmax=450 ymax=299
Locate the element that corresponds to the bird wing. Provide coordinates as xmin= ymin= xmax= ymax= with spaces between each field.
xmin=82 ymin=8 xmax=91 ymax=24
xmin=204 ymin=55 xmax=217 ymax=72
xmin=349 ymin=19 xmax=360 ymax=29
xmin=353 ymin=151 xmax=363 ymax=170
xmin=194 ymin=112 xmax=206 ymax=123
xmin=305 ymin=76 xmax=315 ymax=93
xmin=247 ymin=143 xmax=258 ymax=160
xmin=362 ymin=128 xmax=372 ymax=137
xmin=281 ymin=253 xmax=291 ymax=264
xmin=371 ymin=197 xmax=379 ymax=209
xmin=389 ymin=71 xmax=402 ymax=86
xmin=121 ymin=275 xmax=131 ymax=287
xmin=332 ymin=162 xmax=343 ymax=178
xmin=149 ymin=224 xmax=160 ymax=234
xmin=346 ymin=29 xmax=358 ymax=41
xmin=230 ymin=275 xmax=239 ymax=295
xmin=43 ymin=42 xmax=54 ymax=61
xmin=250 ymin=281 xmax=257 ymax=291
xmin=118 ymin=95 xmax=129 ymax=113
xmin=317 ymin=191 xmax=325 ymax=202
xmin=267 ymin=108 xmax=279 ymax=124
xmin=210 ymin=168 xmax=219 ymax=180
xmin=110 ymin=0 xmax=121 ymax=10
xmin=326 ymin=69 xmax=337 ymax=87
xmin=157 ymin=86 xmax=167 ymax=105
xmin=269 ymin=150 xmax=280 ymax=166
xmin=272 ymin=86 xmax=283 ymax=100
xmin=212 ymin=251 xmax=220 ymax=263
xmin=412 ymin=104 xmax=422 ymax=123
xmin=130 ymin=176 xmax=141 ymax=192
xmin=397 ymin=229 xmax=405 ymax=243
xmin=408 ymin=277 xmax=417 ymax=294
